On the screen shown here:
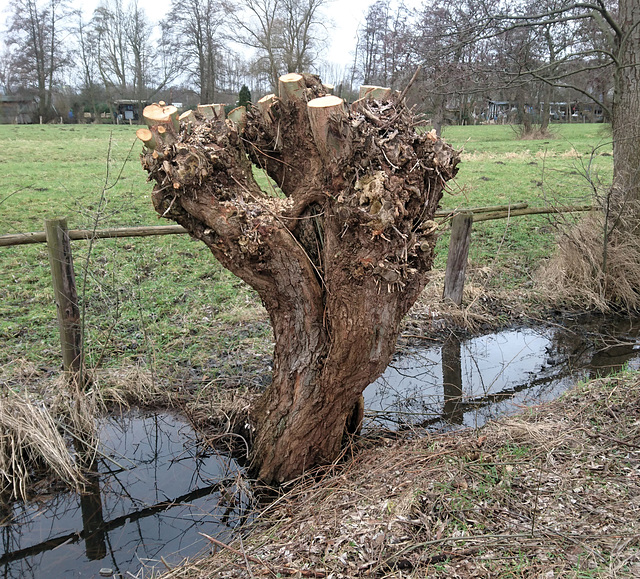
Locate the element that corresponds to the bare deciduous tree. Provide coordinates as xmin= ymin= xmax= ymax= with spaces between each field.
xmin=281 ymin=0 xmax=327 ymax=74
xmin=74 ymin=12 xmax=101 ymax=118
xmin=167 ymin=0 xmax=224 ymax=103
xmin=6 ymin=0 xmax=70 ymax=121
xmin=0 ymin=46 xmax=18 ymax=95
xmin=226 ymin=0 xmax=329 ymax=91
xmin=357 ymin=1 xmax=414 ymax=89
xmin=92 ymin=0 xmax=130 ymax=96
xmin=487 ymin=0 xmax=638 ymax=214
xmin=411 ymin=0 xmax=492 ymax=133
xmin=91 ymin=0 xmax=184 ymax=106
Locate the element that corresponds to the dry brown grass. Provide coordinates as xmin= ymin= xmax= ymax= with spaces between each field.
xmin=91 ymin=365 xmax=169 ymax=409
xmin=152 ymin=371 xmax=640 ymax=579
xmin=519 ymin=129 xmax=555 ymax=141
xmin=0 ymin=387 xmax=86 ymax=501
xmin=539 ymin=211 xmax=640 ymax=311
xmin=0 ymin=361 xmax=257 ymax=506
xmin=90 ymin=365 xmax=257 ymax=438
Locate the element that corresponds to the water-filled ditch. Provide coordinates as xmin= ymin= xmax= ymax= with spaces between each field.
xmin=2 ymin=315 xmax=639 ymax=578
xmin=0 ymin=412 xmax=249 ymax=578
xmin=366 ymin=315 xmax=640 ymax=431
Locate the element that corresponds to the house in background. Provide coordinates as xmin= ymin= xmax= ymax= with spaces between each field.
xmin=0 ymin=95 xmax=36 ymax=124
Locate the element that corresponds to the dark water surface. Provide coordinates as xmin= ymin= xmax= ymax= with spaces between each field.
xmin=365 ymin=316 xmax=640 ymax=431
xmin=1 ymin=412 xmax=249 ymax=578
xmin=3 ymin=316 xmax=640 ymax=578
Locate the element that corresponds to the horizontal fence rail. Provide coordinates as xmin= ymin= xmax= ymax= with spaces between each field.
xmin=0 ymin=225 xmax=187 ymax=247
xmin=0 ymin=204 xmax=595 ymax=248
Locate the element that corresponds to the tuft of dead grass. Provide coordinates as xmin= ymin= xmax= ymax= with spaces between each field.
xmin=0 ymin=388 xmax=86 ymax=501
xmin=92 ymin=365 xmax=169 ymax=409
xmin=90 ymin=365 xmax=257 ymax=438
xmin=538 ymin=211 xmax=640 ymax=311
xmin=153 ymin=371 xmax=640 ymax=579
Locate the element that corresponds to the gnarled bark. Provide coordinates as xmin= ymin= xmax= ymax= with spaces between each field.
xmin=611 ymin=0 xmax=640 ymax=209
xmin=140 ymin=74 xmax=459 ymax=484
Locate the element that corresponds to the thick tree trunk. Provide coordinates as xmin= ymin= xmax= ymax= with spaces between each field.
xmin=516 ymin=88 xmax=532 ymax=135
xmin=250 ymin=226 xmax=430 ymax=481
xmin=540 ymin=82 xmax=552 ymax=133
xmin=611 ymin=0 xmax=640 ymax=210
xmin=140 ymin=74 xmax=459 ymax=484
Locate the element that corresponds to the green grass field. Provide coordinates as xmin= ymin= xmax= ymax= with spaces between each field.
xmin=437 ymin=123 xmax=612 ymax=277
xmin=0 ymin=123 xmax=613 ymax=380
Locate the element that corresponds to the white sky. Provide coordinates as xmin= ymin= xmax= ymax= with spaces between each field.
xmin=0 ymin=0 xmax=422 ymax=78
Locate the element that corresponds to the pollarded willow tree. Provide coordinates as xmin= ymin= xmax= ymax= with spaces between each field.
xmin=138 ymin=74 xmax=459 ymax=484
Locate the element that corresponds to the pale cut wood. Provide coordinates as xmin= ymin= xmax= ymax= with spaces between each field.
xmin=227 ymin=105 xmax=247 ymax=131
xmin=197 ymin=103 xmax=225 ymax=120
xmin=350 ymin=97 xmax=367 ymax=113
xmin=443 ymin=212 xmax=473 ymax=306
xmin=257 ymin=94 xmax=281 ymax=148
xmin=322 ymin=83 xmax=335 ymax=94
xmin=143 ymin=103 xmax=179 ymax=132
xmin=179 ymin=109 xmax=196 ymax=123
xmin=257 ymin=93 xmax=277 ymax=122
xmin=359 ymin=85 xmax=392 ymax=100
xmin=308 ymin=95 xmax=350 ymax=161
xmin=136 ymin=127 xmax=157 ymax=150
xmin=279 ymin=73 xmax=306 ymax=102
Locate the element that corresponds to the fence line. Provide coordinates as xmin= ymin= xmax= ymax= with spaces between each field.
xmin=0 ymin=203 xmax=596 ymax=375
xmin=0 ymin=203 xmax=595 ymax=248
xmin=0 ymin=224 xmax=187 ymax=247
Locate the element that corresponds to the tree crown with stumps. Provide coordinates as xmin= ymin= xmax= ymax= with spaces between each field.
xmin=138 ymin=73 xmax=460 ymax=484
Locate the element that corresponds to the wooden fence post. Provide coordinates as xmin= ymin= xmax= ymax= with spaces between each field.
xmin=443 ymin=212 xmax=473 ymax=306
xmin=45 ymin=218 xmax=83 ymax=380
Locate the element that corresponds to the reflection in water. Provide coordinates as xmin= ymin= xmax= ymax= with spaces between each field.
xmin=0 ymin=412 xmax=251 ymax=579
xmin=442 ymin=336 xmax=463 ymax=425
xmin=79 ymin=465 xmax=107 ymax=561
xmin=365 ymin=318 xmax=640 ymax=431
xmin=3 ymin=318 xmax=639 ymax=577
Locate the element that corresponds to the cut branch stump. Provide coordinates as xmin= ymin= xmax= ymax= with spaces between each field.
xmin=307 ymin=95 xmax=350 ymax=161
xmin=279 ymin=73 xmax=306 ymax=102
xmin=197 ymin=103 xmax=226 ymax=120
xmin=359 ymin=85 xmax=393 ymax=100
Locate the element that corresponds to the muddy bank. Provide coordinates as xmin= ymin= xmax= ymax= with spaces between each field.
xmin=156 ymin=370 xmax=640 ymax=578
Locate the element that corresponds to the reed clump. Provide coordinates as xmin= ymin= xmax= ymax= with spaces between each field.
xmin=0 ymin=389 xmax=85 ymax=501
xmin=539 ymin=211 xmax=640 ymax=311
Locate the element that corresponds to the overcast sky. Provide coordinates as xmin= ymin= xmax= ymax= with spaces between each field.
xmin=0 ymin=0 xmax=422 ymax=72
